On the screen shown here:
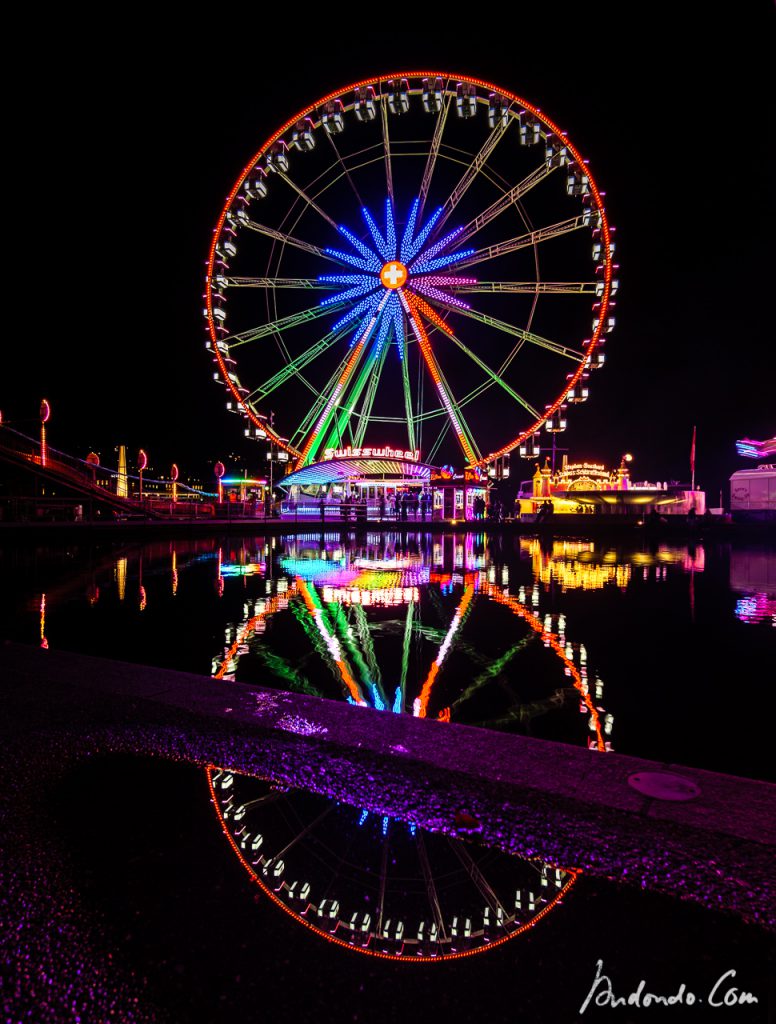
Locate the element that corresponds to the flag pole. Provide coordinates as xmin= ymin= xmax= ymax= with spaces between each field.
xmin=690 ymin=425 xmax=697 ymax=492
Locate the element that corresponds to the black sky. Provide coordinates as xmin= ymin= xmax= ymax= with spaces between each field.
xmin=5 ymin=6 xmax=774 ymax=500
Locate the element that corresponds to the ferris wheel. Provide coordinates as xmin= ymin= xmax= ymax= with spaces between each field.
xmin=204 ymin=73 xmax=616 ymax=470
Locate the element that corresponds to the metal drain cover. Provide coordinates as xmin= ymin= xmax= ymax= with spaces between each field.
xmin=627 ymin=771 xmax=701 ymax=801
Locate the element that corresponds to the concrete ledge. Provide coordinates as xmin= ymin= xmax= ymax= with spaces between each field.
xmin=2 ymin=642 xmax=774 ymax=930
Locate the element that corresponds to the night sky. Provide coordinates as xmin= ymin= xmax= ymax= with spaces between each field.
xmin=6 ymin=7 xmax=774 ymax=501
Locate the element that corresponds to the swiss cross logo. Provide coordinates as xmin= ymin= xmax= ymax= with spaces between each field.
xmin=380 ymin=261 xmax=408 ymax=289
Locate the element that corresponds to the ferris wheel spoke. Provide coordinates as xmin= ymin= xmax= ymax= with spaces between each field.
xmin=323 ymin=333 xmax=386 ymax=450
xmin=227 ymin=301 xmax=347 ymax=349
xmin=296 ymin=293 xmax=390 ymax=467
xmin=398 ymin=599 xmax=415 ymax=714
xmin=438 ymin=300 xmax=586 ymax=362
xmin=417 ymin=93 xmax=452 ymax=221
xmin=447 ymin=837 xmax=511 ymax=922
xmin=454 ymin=215 xmax=588 ymax=271
xmin=276 ymin=171 xmax=340 ymax=232
xmin=380 ymin=98 xmax=394 ymax=204
xmin=432 ymin=116 xmax=511 ymax=237
xmin=239 ymin=216 xmax=340 ymax=263
xmin=456 ymin=163 xmax=556 ymax=246
xmin=353 ymin=340 xmax=391 ymax=448
xmin=426 ymin=420 xmax=451 ymax=464
xmin=401 ymin=291 xmax=480 ymax=465
xmin=412 ymin=295 xmax=541 ymax=418
xmin=451 ymin=280 xmax=598 ymax=295
xmin=324 ymin=130 xmax=366 ymax=210
xmin=401 ymin=340 xmax=417 ymax=452
xmin=290 ymin=354 xmax=351 ymax=448
xmin=415 ymin=830 xmax=448 ymax=942
xmin=244 ymin=325 xmax=354 ymax=403
xmin=220 ymin=277 xmax=330 ymax=290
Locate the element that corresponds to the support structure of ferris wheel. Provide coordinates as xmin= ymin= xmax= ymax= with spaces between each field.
xmin=204 ymin=73 xmax=616 ymax=471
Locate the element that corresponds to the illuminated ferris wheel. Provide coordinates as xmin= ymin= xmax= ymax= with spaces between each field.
xmin=204 ymin=73 xmax=616 ymax=470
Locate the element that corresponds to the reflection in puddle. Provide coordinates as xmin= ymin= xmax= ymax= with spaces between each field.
xmin=207 ymin=768 xmax=576 ymax=960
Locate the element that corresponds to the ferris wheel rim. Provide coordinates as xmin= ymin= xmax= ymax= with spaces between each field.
xmin=205 ymin=71 xmax=614 ymax=468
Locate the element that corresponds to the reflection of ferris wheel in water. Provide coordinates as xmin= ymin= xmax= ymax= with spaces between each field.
xmin=204 ymin=73 xmax=616 ymax=469
xmin=207 ymin=769 xmax=577 ymax=961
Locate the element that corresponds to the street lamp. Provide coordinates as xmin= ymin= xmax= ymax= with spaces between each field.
xmin=137 ymin=449 xmax=148 ymax=501
xmin=214 ymin=461 xmax=225 ymax=504
xmin=40 ymin=399 xmax=51 ymax=467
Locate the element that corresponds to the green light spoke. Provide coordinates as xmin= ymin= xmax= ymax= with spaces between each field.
xmin=451 ymin=634 xmax=534 ymax=710
xmin=322 ymin=339 xmax=382 ymax=452
xmin=352 ymin=604 xmax=384 ymax=698
xmin=442 ymin=327 xmax=541 ymax=418
xmin=354 ymin=341 xmax=390 ymax=448
xmin=426 ymin=419 xmax=452 ymax=465
xmin=246 ymin=325 xmax=353 ymax=403
xmin=454 ymin=215 xmax=587 ymax=271
xmin=228 ymin=302 xmax=347 ymax=349
xmin=436 ymin=300 xmax=585 ymax=362
xmin=328 ymin=603 xmax=372 ymax=689
xmin=456 ymin=163 xmax=555 ymax=246
xmin=301 ymin=304 xmax=384 ymax=465
xmin=399 ymin=600 xmax=415 ymax=711
xmin=401 ymin=340 xmax=417 ymax=452
xmin=290 ymin=350 xmax=355 ymax=448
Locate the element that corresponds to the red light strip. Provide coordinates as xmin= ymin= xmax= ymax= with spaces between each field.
xmin=416 ymin=583 xmax=475 ymax=718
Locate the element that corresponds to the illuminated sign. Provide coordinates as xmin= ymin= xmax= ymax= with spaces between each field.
xmin=322 ymin=446 xmax=420 ymax=462
xmin=558 ymin=462 xmax=608 ymax=477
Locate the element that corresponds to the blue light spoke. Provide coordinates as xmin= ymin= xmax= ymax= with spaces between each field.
xmin=338 ymin=224 xmax=382 ymax=267
xmin=321 ymin=281 xmax=381 ymax=307
xmin=384 ymin=199 xmax=396 ymax=259
xmin=410 ymin=249 xmax=476 ymax=274
xmin=331 ymin=292 xmax=383 ymax=334
xmin=405 ymin=207 xmax=442 ymax=262
xmin=410 ymin=226 xmax=466 ymax=269
xmin=324 ymin=247 xmax=381 ymax=273
xmin=362 ymin=207 xmax=390 ymax=260
xmin=400 ymin=199 xmax=421 ymax=262
xmin=373 ymin=306 xmax=393 ymax=356
xmin=319 ymin=274 xmax=375 ymax=285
